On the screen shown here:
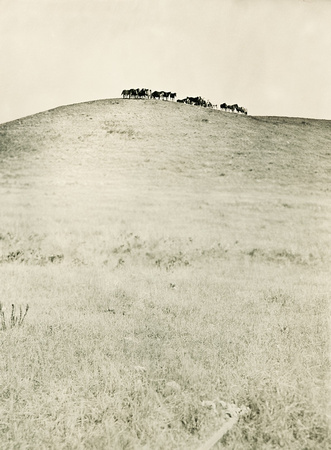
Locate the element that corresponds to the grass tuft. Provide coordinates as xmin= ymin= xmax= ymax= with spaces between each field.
xmin=0 ymin=302 xmax=29 ymax=330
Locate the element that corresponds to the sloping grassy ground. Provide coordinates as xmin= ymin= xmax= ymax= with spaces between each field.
xmin=0 ymin=99 xmax=330 ymax=448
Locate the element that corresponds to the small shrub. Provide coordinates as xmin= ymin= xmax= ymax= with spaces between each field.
xmin=264 ymin=289 xmax=291 ymax=306
xmin=48 ymin=254 xmax=64 ymax=263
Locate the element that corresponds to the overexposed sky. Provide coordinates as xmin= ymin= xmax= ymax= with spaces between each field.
xmin=1 ymin=0 xmax=330 ymax=123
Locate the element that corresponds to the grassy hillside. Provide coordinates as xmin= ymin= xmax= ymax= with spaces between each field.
xmin=0 ymin=99 xmax=330 ymax=449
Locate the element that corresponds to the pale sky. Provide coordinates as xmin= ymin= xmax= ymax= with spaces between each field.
xmin=1 ymin=0 xmax=331 ymax=124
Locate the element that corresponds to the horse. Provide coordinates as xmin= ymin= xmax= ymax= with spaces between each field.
xmin=237 ymin=106 xmax=248 ymax=115
xmin=151 ymin=91 xmax=163 ymax=99
xmin=162 ymin=91 xmax=171 ymax=100
xmin=128 ymin=88 xmax=139 ymax=98
xmin=144 ymin=89 xmax=152 ymax=99
xmin=137 ymin=88 xmax=151 ymax=99
xmin=187 ymin=96 xmax=202 ymax=106
xmin=226 ymin=104 xmax=238 ymax=112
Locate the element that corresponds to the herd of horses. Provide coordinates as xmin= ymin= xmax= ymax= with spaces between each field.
xmin=121 ymin=88 xmax=247 ymax=114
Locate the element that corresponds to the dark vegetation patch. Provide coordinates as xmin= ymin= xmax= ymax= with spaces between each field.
xmin=0 ymin=250 xmax=64 ymax=265
xmin=0 ymin=232 xmax=64 ymax=265
xmin=108 ymin=233 xmax=232 ymax=270
xmin=246 ymin=248 xmax=318 ymax=265
xmin=154 ymin=252 xmax=190 ymax=271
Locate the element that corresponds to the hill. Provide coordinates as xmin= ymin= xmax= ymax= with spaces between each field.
xmin=1 ymin=98 xmax=330 ymax=261
xmin=1 ymin=98 xmax=330 ymax=189
xmin=0 ymin=99 xmax=330 ymax=449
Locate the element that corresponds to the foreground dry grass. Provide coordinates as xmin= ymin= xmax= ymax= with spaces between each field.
xmin=0 ymin=99 xmax=330 ymax=448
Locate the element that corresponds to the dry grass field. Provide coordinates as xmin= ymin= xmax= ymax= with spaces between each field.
xmin=0 ymin=98 xmax=330 ymax=449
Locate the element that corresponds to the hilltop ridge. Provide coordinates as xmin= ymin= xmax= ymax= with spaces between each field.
xmin=0 ymin=98 xmax=330 ymax=193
